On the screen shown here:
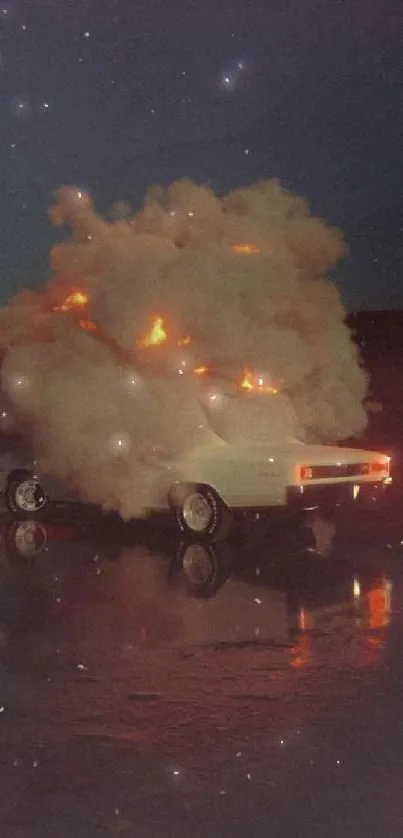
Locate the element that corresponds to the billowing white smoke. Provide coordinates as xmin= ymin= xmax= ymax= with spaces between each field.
xmin=0 ymin=178 xmax=369 ymax=518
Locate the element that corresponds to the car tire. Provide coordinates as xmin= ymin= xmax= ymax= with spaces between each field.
xmin=168 ymin=483 xmax=233 ymax=542
xmin=6 ymin=472 xmax=49 ymax=518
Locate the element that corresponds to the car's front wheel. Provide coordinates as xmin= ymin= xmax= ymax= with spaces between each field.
xmin=168 ymin=483 xmax=232 ymax=541
xmin=6 ymin=472 xmax=49 ymax=518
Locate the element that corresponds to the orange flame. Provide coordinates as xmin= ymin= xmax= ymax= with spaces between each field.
xmin=58 ymin=290 xmax=89 ymax=312
xmin=240 ymin=367 xmax=279 ymax=394
xmin=138 ymin=317 xmax=191 ymax=350
xmin=232 ymin=244 xmax=261 ymax=255
xmin=79 ymin=319 xmax=98 ymax=333
xmin=193 ymin=365 xmax=208 ymax=375
xmin=240 ymin=367 xmax=254 ymax=391
xmin=138 ymin=315 xmax=167 ymax=348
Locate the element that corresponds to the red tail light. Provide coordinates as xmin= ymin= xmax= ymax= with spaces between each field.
xmin=299 ymin=457 xmax=390 ymax=482
xmin=300 ymin=466 xmax=313 ymax=481
xmin=369 ymin=459 xmax=390 ymax=476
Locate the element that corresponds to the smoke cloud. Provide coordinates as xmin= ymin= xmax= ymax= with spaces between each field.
xmin=0 ymin=178 xmax=369 ymax=519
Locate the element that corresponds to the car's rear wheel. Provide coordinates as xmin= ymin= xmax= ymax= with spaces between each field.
xmin=168 ymin=483 xmax=232 ymax=541
xmin=6 ymin=472 xmax=49 ymax=518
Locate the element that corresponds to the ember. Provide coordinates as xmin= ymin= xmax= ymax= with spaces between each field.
xmin=232 ymin=244 xmax=261 ymax=255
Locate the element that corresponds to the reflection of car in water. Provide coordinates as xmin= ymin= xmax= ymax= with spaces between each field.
xmin=0 ymin=422 xmax=391 ymax=544
xmin=169 ymin=531 xmax=393 ymax=653
xmin=0 ymin=515 xmax=393 ymax=659
xmin=0 ymin=517 xmax=122 ymax=642
xmin=169 ymin=541 xmax=233 ymax=599
xmin=0 ymin=516 xmax=120 ymax=564
xmin=169 ymin=518 xmax=393 ymax=615
xmin=3 ymin=518 xmax=80 ymax=560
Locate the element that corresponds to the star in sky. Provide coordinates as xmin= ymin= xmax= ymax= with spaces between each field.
xmin=218 ymin=59 xmax=247 ymax=92
xmin=0 ymin=0 xmax=400 ymax=309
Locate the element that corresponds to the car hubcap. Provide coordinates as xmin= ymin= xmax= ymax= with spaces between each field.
xmin=182 ymin=492 xmax=213 ymax=533
xmin=182 ymin=544 xmax=214 ymax=584
xmin=15 ymin=480 xmax=47 ymax=513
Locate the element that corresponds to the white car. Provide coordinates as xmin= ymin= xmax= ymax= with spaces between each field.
xmin=165 ymin=430 xmax=391 ymax=539
xmin=0 ymin=429 xmax=391 ymax=541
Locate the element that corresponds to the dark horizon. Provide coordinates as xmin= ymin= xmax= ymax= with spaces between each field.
xmin=0 ymin=0 xmax=401 ymax=309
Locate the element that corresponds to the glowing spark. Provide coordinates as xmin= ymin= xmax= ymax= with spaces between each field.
xmin=138 ymin=315 xmax=167 ymax=348
xmin=178 ymin=335 xmax=191 ymax=347
xmin=232 ymin=243 xmax=261 ymax=255
xmin=193 ymin=365 xmax=208 ymax=375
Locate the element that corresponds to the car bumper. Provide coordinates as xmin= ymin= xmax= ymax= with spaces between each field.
xmin=286 ymin=479 xmax=391 ymax=510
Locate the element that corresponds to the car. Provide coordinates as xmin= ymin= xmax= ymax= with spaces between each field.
xmin=165 ymin=434 xmax=391 ymax=540
xmin=0 ymin=428 xmax=391 ymax=542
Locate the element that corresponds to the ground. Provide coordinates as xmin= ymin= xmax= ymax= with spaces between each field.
xmin=0 ymin=493 xmax=402 ymax=837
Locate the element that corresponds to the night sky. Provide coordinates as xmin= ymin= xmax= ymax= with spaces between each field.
xmin=0 ymin=0 xmax=401 ymax=310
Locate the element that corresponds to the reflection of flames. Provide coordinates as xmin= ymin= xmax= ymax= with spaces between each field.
xmin=290 ymin=637 xmax=310 ymax=668
xmin=137 ymin=315 xmax=167 ymax=348
xmin=368 ymin=579 xmax=392 ymax=629
xmin=57 ymin=290 xmax=89 ymax=312
xmin=232 ymin=244 xmax=261 ymax=255
xmin=240 ymin=367 xmax=279 ymax=394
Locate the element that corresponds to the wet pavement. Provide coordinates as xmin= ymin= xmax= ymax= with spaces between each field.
xmin=1 ymin=497 xmax=403 ymax=836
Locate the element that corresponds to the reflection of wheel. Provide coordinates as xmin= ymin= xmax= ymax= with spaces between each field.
xmin=169 ymin=540 xmax=233 ymax=599
xmin=5 ymin=519 xmax=48 ymax=560
xmin=297 ymin=511 xmax=336 ymax=558
xmin=168 ymin=483 xmax=232 ymax=542
xmin=6 ymin=472 xmax=49 ymax=518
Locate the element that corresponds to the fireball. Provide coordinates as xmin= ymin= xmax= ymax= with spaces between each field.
xmin=58 ymin=290 xmax=89 ymax=312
